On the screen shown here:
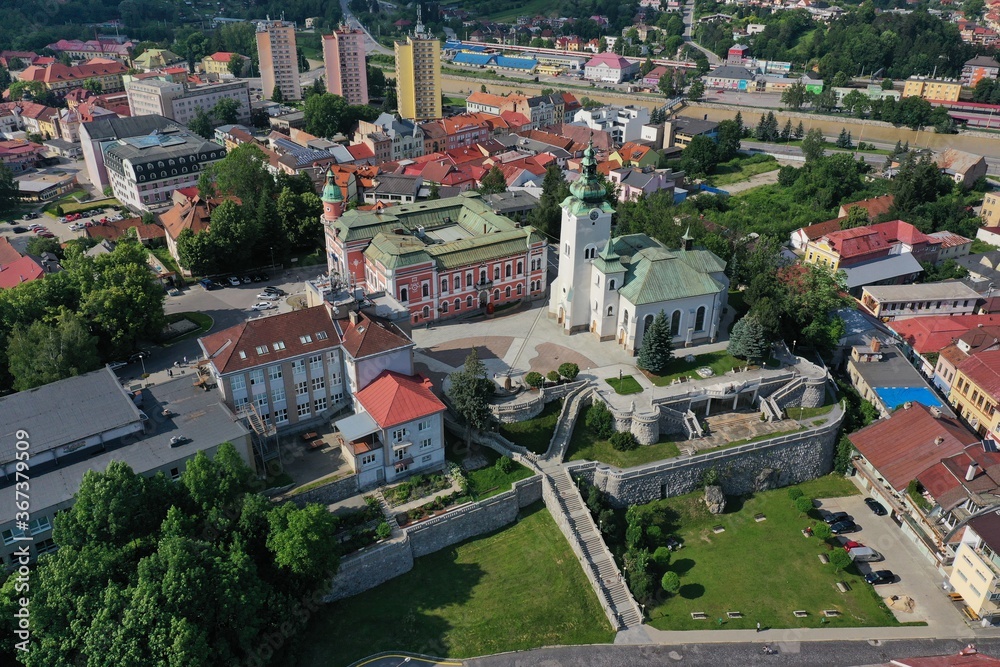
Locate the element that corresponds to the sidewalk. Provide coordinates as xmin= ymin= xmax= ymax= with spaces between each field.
xmin=614 ymin=621 xmax=977 ymax=645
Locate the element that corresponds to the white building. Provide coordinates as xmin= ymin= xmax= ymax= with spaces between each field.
xmin=354 ymin=112 xmax=425 ymax=162
xmin=126 ymin=78 xmax=251 ymax=126
xmin=548 ymin=144 xmax=728 ymax=351
xmin=104 ymin=126 xmax=225 ymax=212
xmin=583 ymin=52 xmax=639 ymax=83
xmin=572 ymin=105 xmax=650 ymax=144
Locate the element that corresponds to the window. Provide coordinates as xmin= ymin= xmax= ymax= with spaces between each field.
xmin=400 ymin=286 xmax=408 ymax=302
xmin=29 ymin=517 xmax=50 ymax=535
xmin=695 ymin=306 xmax=706 ymax=331
xmin=272 ymin=386 xmax=286 ymax=403
xmin=609 ymin=279 xmax=616 ymax=290
xmin=467 ymin=295 xmax=474 ymax=308
xmin=505 ymin=286 xmax=511 ymax=298
xmin=958 ymin=570 xmax=969 ymax=582
xmin=295 ymin=380 xmax=308 ymax=396
xmin=516 ymin=284 xmax=522 ymax=295
xmin=441 ymin=277 xmax=448 ymax=293
xmin=292 ymin=359 xmax=305 ymax=375
xmin=309 ymin=354 xmax=322 ymax=371
xmin=505 ymin=264 xmax=511 ymax=278
xmin=317 ymin=331 xmax=328 ymax=340
xmin=249 ymin=369 xmax=265 ymax=387
xmin=494 ymin=266 xmax=500 ymax=280
xmin=392 ymin=428 xmax=407 ymax=442
xmin=454 ymin=298 xmax=461 ymax=311
xmin=170 ymin=467 xmax=181 ymax=481
xmin=312 ymin=377 xmax=325 ymax=391
xmin=2 ymin=528 xmax=25 ymax=545
xmin=314 ymin=397 xmax=327 ymax=412
xmin=418 ymin=419 xmax=431 ymax=431
xmin=480 ymin=269 xmax=487 ymax=284
xmin=297 ymin=403 xmax=311 ymax=418
xmin=607 ymin=305 xmax=614 ymax=317
xmin=255 ymin=345 xmax=268 ymax=355
xmin=234 ymin=396 xmax=249 ymax=409
xmin=230 ymin=375 xmax=246 ymax=392
xmin=422 ymin=306 xmax=430 ymax=319
xmin=670 ymin=310 xmax=681 ymax=336
xmin=274 ymin=408 xmax=288 ymax=424
xmin=268 ymin=365 xmax=282 ymax=381
xmin=394 ymin=447 xmax=409 ymax=461
xmin=422 ymin=283 xmax=429 ymax=298
xmin=299 ymin=334 xmax=313 ymax=344
xmin=420 ymin=438 xmax=433 ymax=449
xmin=361 ymin=453 xmax=377 ymax=466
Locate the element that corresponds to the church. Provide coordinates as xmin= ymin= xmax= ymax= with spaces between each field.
xmin=548 ymin=142 xmax=730 ymax=353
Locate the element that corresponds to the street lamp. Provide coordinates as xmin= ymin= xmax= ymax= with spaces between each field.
xmin=270 ymin=246 xmax=275 ymax=270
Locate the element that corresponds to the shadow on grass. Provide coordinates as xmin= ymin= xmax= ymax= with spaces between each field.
xmin=672 ymin=558 xmax=696 ymax=575
xmin=679 ymin=583 xmax=705 ymax=600
xmin=722 ymin=495 xmax=747 ymax=514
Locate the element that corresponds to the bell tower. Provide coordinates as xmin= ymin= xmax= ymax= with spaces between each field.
xmin=322 ymin=168 xmax=344 ymax=221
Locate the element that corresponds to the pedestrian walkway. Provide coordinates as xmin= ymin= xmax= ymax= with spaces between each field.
xmin=613 ymin=620 xmax=976 ymax=645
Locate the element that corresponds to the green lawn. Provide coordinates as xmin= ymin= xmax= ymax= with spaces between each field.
xmin=498 ymin=399 xmax=563 ymax=455
xmin=707 ymin=156 xmax=779 ymax=187
xmin=43 ymin=196 xmax=121 ymax=215
xmin=645 ymin=351 xmax=750 ymax=386
xmin=445 ymin=434 xmax=536 ymax=500
xmin=296 ymin=503 xmax=615 ymax=666
xmin=606 ymin=375 xmax=644 ymax=395
xmin=443 ymin=95 xmax=467 ymax=107
xmin=636 ymin=476 xmax=898 ymax=631
xmin=162 ymin=311 xmax=214 ymax=344
xmin=567 ymin=421 xmax=681 ymax=468
xmin=482 ymin=0 xmax=553 ymax=22
xmin=149 ymin=247 xmax=180 ymax=276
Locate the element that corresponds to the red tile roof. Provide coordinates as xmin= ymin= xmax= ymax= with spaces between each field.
xmin=84 ymin=217 xmax=165 ymax=242
xmin=796 ymin=217 xmax=846 ymax=242
xmin=957 ymin=349 xmax=1000 ymax=399
xmin=19 ymin=59 xmax=127 ymax=85
xmin=0 ymin=256 xmax=44 ymax=288
xmin=849 ymin=403 xmax=980 ymax=491
xmin=199 ymin=305 xmax=340 ymax=374
xmin=158 ymin=194 xmax=238 ymax=241
xmin=890 ymin=315 xmax=1000 ymax=353
xmin=347 ymin=143 xmax=375 ymax=160
xmin=353 ymin=371 xmax=445 ymax=429
xmin=0 ymin=237 xmax=23 ymax=267
xmin=839 ymin=194 xmax=894 ymax=218
xmin=206 ymin=51 xmax=243 ymax=63
xmin=338 ymin=311 xmax=412 ymax=360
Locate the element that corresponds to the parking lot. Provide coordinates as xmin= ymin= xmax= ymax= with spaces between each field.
xmin=817 ymin=492 xmax=968 ymax=634
xmin=1 ymin=206 xmax=125 ymax=251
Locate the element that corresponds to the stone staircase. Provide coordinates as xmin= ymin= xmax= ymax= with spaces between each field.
xmin=546 ymin=468 xmax=643 ymax=630
xmin=683 ymin=409 xmax=703 ymax=439
xmin=542 ymin=385 xmax=591 ymax=463
xmin=770 ymin=375 xmax=805 ymax=406
xmin=759 ymin=395 xmax=784 ymax=422
xmin=374 ymin=489 xmax=401 ymax=533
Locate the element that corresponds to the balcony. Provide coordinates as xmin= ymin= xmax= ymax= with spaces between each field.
xmin=474 ymin=279 xmax=493 ymax=290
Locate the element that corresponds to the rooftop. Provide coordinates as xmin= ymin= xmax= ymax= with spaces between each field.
xmin=337 ymin=310 xmax=413 ymax=360
xmin=353 ymin=371 xmax=445 ymax=429
xmin=863 ymin=281 xmax=980 ymax=302
xmin=958 ymin=350 xmax=1000 ymax=399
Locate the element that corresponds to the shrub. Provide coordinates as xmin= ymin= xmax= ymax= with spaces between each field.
xmin=558 ymin=362 xmax=580 ymax=380
xmin=700 ymin=467 xmax=720 ymax=487
xmin=830 ymin=549 xmax=852 ymax=571
xmin=524 ymin=371 xmax=545 ymax=389
xmin=598 ymin=508 xmax=616 ymax=534
xmin=652 ymin=546 xmax=672 ymax=570
xmin=547 ymin=370 xmax=560 ymax=383
xmin=495 ymin=455 xmax=514 ymax=474
xmin=787 ymin=487 xmax=804 ymax=501
xmin=646 ymin=525 xmax=662 ymax=543
xmin=375 ymin=522 xmax=392 ymax=540
xmin=585 ymin=401 xmax=615 ymax=439
xmin=812 ymin=522 xmax=832 ymax=540
xmin=587 ymin=486 xmax=606 ymax=514
xmin=55 ymin=205 xmax=64 ymax=216
xmin=625 ymin=522 xmax=644 ymax=549
xmin=610 ymin=431 xmax=639 ymax=451
xmin=794 ymin=496 xmax=814 ymax=514
xmin=661 ymin=571 xmax=680 ymax=595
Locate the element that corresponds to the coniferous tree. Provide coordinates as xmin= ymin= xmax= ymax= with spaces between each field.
xmin=637 ymin=311 xmax=675 ymax=375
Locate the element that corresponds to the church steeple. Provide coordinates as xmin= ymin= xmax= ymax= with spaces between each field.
xmin=681 ymin=225 xmax=693 ymax=251
xmin=569 ymin=139 xmax=606 ymax=203
xmin=322 ymin=168 xmax=344 ymax=221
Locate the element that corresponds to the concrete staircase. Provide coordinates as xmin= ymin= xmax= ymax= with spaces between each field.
xmin=546 ymin=468 xmax=643 ymax=630
xmin=374 ymin=489 xmax=401 ymax=533
xmin=543 ymin=385 xmax=591 ymax=463
xmin=770 ymin=375 xmax=805 ymax=406
xmin=683 ymin=409 xmax=703 ymax=439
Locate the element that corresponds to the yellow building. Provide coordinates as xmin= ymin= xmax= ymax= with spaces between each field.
xmin=395 ymin=25 xmax=441 ymax=122
xmin=948 ymin=350 xmax=1000 ymax=436
xmin=202 ymin=51 xmax=249 ymax=76
xmin=902 ymin=76 xmax=962 ymax=102
xmin=982 ymin=192 xmax=1000 ymax=225
xmin=949 ymin=512 xmax=1000 ymax=623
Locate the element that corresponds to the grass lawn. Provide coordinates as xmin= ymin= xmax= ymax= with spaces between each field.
xmin=483 ymin=0 xmax=553 ymax=22
xmin=162 ymin=311 xmax=214 ymax=344
xmin=43 ymin=196 xmax=121 ymax=215
xmin=149 ymin=247 xmax=180 ymax=276
xmin=498 ymin=399 xmax=563 ymax=455
xmin=606 ymin=375 xmax=644 ymax=395
xmin=445 ymin=434 xmax=535 ymax=500
xmin=443 ymin=95 xmax=467 ymax=107
xmin=644 ymin=351 xmax=750 ymax=386
xmin=296 ymin=503 xmax=615 ymax=666
xmin=637 ymin=475 xmax=900 ymax=631
xmin=567 ymin=421 xmax=681 ymax=468
xmin=707 ymin=156 xmax=779 ymax=187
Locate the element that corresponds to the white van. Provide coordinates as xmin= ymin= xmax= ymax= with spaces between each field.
xmin=848 ymin=546 xmax=883 ymax=562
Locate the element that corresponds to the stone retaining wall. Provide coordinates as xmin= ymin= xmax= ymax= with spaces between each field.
xmin=287 ymin=474 xmax=359 ymax=507
xmin=324 ymin=535 xmax=414 ymax=602
xmin=491 ymin=391 xmax=545 ymax=423
xmin=570 ymin=409 xmax=843 ymax=508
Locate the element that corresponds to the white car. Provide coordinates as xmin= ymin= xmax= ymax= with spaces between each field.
xmin=27 ymin=224 xmax=43 ymax=230
xmin=69 ymin=223 xmax=84 ymax=231
xmin=256 ymin=292 xmax=279 ymax=301
xmin=251 ymin=302 xmax=275 ymax=311
xmin=228 ymin=276 xmax=241 ymax=287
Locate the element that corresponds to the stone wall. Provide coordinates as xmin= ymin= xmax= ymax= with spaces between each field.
xmin=571 ymin=410 xmax=843 ymax=508
xmin=491 ymin=391 xmax=545 ymax=424
xmin=324 ymin=535 xmax=414 ymax=602
xmin=772 ymin=376 xmax=829 ymax=410
xmin=287 ymin=474 xmax=359 ymax=507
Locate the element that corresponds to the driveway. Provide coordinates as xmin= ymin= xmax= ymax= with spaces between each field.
xmin=816 ymin=493 xmax=968 ymax=634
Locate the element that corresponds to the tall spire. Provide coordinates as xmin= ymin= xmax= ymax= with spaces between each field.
xmin=569 ymin=137 xmax=606 ymax=203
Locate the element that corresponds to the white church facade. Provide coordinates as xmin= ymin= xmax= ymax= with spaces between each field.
xmin=548 ymin=142 xmax=729 ymax=353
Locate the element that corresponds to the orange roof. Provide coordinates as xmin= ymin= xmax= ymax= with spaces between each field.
xmin=206 ymin=51 xmax=245 ymax=63
xmin=339 ymin=311 xmax=412 ymax=360
xmin=354 ymin=371 xmax=445 ymax=429
xmin=958 ymin=350 xmax=1000 ymax=399
xmin=0 ymin=256 xmax=43 ymax=289
xmin=158 ymin=194 xmax=239 ymax=241
xmin=19 ymin=59 xmax=127 ymax=84
xmin=840 ymin=194 xmax=894 ymax=218
xmin=889 ymin=315 xmax=1000 ymax=353
xmin=0 ymin=237 xmax=22 ymax=267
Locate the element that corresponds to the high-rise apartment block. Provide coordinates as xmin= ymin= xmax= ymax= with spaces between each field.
xmin=323 ymin=27 xmax=368 ymax=106
xmin=394 ymin=16 xmax=441 ymax=121
xmin=256 ymin=20 xmax=301 ymax=101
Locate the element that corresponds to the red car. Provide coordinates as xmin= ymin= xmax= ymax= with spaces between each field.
xmin=32 ymin=227 xmax=48 ymax=234
xmin=843 ymin=540 xmax=864 ymax=552
xmin=65 ymin=213 xmax=82 ymax=222
xmin=37 ymin=232 xmax=55 ymax=238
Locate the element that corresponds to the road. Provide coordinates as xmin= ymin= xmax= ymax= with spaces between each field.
xmin=340 ymin=0 xmax=393 ymax=55
xmin=681 ymin=0 xmax=722 ymax=66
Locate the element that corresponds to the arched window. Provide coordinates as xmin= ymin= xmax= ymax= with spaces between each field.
xmin=467 ymin=295 xmax=474 ymax=308
xmin=643 ymin=313 xmax=654 ymax=336
xmin=422 ymin=306 xmax=430 ymax=319
xmin=505 ymin=264 xmax=511 ymax=278
xmin=422 ymin=283 xmax=429 ymax=298
xmin=505 ymin=286 xmax=511 ymax=297
xmin=670 ymin=310 xmax=681 ymax=337
xmin=441 ymin=277 xmax=448 ymax=293
xmin=516 ymin=260 xmax=523 ymax=275
xmin=695 ymin=306 xmax=706 ymax=331
xmin=623 ymin=310 xmax=629 ymax=327
xmin=609 ymin=279 xmax=616 ymax=290
xmin=480 ymin=269 xmax=487 ymax=284
xmin=400 ymin=287 xmax=408 ymax=302
xmin=493 ymin=289 xmax=500 ymax=301
xmin=516 ymin=284 xmax=522 ymax=295
xmin=454 ymin=298 xmax=461 ymax=310
xmin=607 ymin=305 xmax=614 ymax=317
xmin=441 ymin=301 xmax=449 ymax=313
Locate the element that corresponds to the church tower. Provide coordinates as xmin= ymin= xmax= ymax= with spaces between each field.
xmin=548 ymin=140 xmax=615 ymax=334
xmin=321 ymin=168 xmax=344 ymax=222
xmin=322 ymin=168 xmax=345 ymax=278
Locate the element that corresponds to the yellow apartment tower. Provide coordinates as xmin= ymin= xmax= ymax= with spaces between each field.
xmin=394 ymin=11 xmax=441 ymax=121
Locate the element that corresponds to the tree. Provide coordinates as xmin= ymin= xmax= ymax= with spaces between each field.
xmin=812 ymin=522 xmax=832 ymax=540
xmin=267 ymin=503 xmax=341 ymax=579
xmin=727 ymin=314 xmax=769 ymax=362
xmin=446 ymin=348 xmax=494 ymax=445
xmin=680 ymin=134 xmax=718 ymax=177
xmin=835 ymin=128 xmax=852 ymax=149
xmin=7 ymin=309 xmax=100 ymax=391
xmin=0 ymin=163 xmax=17 ymax=216
xmin=830 ymin=549 xmax=852 ymax=571
xmin=83 ymin=78 xmax=103 ymax=94
xmin=841 ymin=205 xmax=870 ymax=229
xmin=881 ymin=78 xmax=895 ymax=91
xmin=558 ymin=362 xmax=580 ymax=380
xmin=841 ymin=90 xmax=870 ymax=118
xmin=585 ymin=401 xmax=616 ymax=439
xmin=661 ymin=571 xmax=680 ymax=595
xmin=687 ymin=78 xmax=705 ymax=101
xmin=637 ymin=310 xmax=674 ymax=375
xmin=26 ymin=236 xmax=63 ymax=258
xmin=658 ymin=71 xmax=676 ymax=98
xmin=227 ymin=55 xmax=244 ymax=77
xmin=0 ymin=64 xmax=9 ymax=92
xmin=304 ymin=93 xmax=347 ymax=137
xmin=188 ymin=108 xmax=214 ymax=139
xmin=176 ymin=228 xmax=218 ymax=274
xmin=527 ymin=164 xmax=569 ymax=241
xmin=472 ymin=163 xmax=506 ymax=195
xmin=830 ymin=71 xmax=849 ymax=88
xmin=308 ymin=77 xmax=326 ymax=98
xmin=271 ymin=84 xmax=284 ymax=103
xmin=524 ymin=371 xmax=545 ymax=389
xmin=427 ymin=182 xmax=440 ymax=200
xmin=794 ymin=496 xmax=814 ymax=514
xmin=716 ymin=119 xmax=742 ymax=162
xmin=793 ymin=121 xmax=804 ymax=139
xmin=211 ymin=97 xmax=241 ymax=126
xmin=801 ymin=128 xmax=826 ymax=162
xmin=780 ymin=119 xmax=793 ymax=142
xmin=367 ymin=64 xmax=387 ymax=98
xmin=780 ymin=82 xmax=807 ymax=110
xmin=199 ymin=143 xmax=274 ymax=206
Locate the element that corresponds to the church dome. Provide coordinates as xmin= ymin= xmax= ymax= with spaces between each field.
xmin=322 ymin=169 xmax=342 ymax=203
xmin=569 ymin=141 xmax=606 ymax=203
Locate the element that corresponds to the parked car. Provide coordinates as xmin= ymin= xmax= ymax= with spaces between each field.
xmin=128 ymin=351 xmax=149 ymax=363
xmin=11 ymin=226 xmax=27 ymax=233
xmin=37 ymin=232 xmax=55 ymax=238
xmin=22 ymin=213 xmax=32 ymax=220
xmin=864 ymin=570 xmax=895 ymax=585
xmin=241 ymin=275 xmax=252 ymax=284
xmin=823 ymin=511 xmax=851 ymax=525
xmin=251 ymin=302 xmax=275 ymax=311
xmin=263 ymin=286 xmax=286 ymax=296
xmin=251 ymin=274 xmax=263 ymax=282
xmin=258 ymin=272 xmax=269 ymax=281
xmin=107 ymin=361 xmax=127 ymax=370
xmin=65 ymin=213 xmax=81 ymax=222
xmin=830 ymin=520 xmax=858 ymax=535
xmin=199 ymin=278 xmax=217 ymax=290
xmin=865 ymin=498 xmax=888 ymax=516
xmin=228 ymin=276 xmax=241 ymax=287
xmin=842 ymin=540 xmax=864 ymax=552
xmin=58 ymin=216 xmax=67 ymax=223
xmin=32 ymin=227 xmax=49 ymax=234
xmin=169 ymin=435 xmax=190 ymax=447
xmin=27 ymin=224 xmax=43 ymax=230
xmin=848 ymin=546 xmax=883 ymax=562
xmin=256 ymin=292 xmax=279 ymax=301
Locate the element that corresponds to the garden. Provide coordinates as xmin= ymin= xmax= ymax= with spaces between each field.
xmin=643 ymin=350 xmax=766 ymax=386
xmin=498 ymin=398 xmax=563 ymax=455
xmin=296 ymin=504 xmax=615 ymax=667
xmin=332 ymin=496 xmax=392 ymax=555
xmin=566 ymin=401 xmax=681 ymax=468
xmin=578 ymin=474 xmax=907 ymax=630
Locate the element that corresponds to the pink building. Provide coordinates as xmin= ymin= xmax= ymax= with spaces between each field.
xmin=323 ymin=27 xmax=369 ymax=106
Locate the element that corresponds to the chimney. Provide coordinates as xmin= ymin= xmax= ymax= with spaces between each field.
xmin=871 ymin=339 xmax=881 ymax=354
xmin=929 ymin=406 xmax=943 ymax=418
xmin=967 ymin=462 xmax=979 ymax=481
xmin=349 ymin=310 xmax=360 ymax=326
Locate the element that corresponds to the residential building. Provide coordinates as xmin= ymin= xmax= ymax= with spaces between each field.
xmin=158 ymin=188 xmax=238 ymax=274
xmin=643 ymin=65 xmax=670 ymax=88
xmin=727 ymin=43 xmax=750 ymax=64
xmin=202 ymin=51 xmax=249 ymax=77
xmin=355 ymin=113 xmax=424 ymax=161
xmin=17 ymin=59 xmax=128 ymax=94
xmin=665 ymin=117 xmax=719 ymax=148
xmin=937 ymin=149 xmax=988 ymax=189
xmin=0 ymin=369 xmax=252 ymax=568
xmin=703 ymin=65 xmax=756 ymax=90
xmin=323 ymin=27 xmax=368 ymax=106
xmin=256 ymin=20 xmax=301 ymax=101
xmin=902 ymin=76 xmax=962 ymax=102
xmin=104 ymin=125 xmax=225 ymax=212
xmin=963 ymin=55 xmax=1000 ymax=86
xmin=847 ymin=341 xmax=947 ymax=418
xmin=44 ymin=39 xmax=133 ymax=62
xmin=934 ymin=326 xmax=1000 ymax=393
xmin=572 ymin=105 xmax=650 ymax=144
xmin=126 ymin=78 xmax=251 ymax=125
xmin=951 ymin=350 xmax=1000 ymax=435
xmin=322 ymin=171 xmax=548 ymax=325
xmin=481 ymin=190 xmax=539 ymax=222
xmin=860 ymin=282 xmax=981 ymax=321
xmin=889 ymin=314 xmax=1000 ymax=375
xmin=132 ymin=48 xmax=183 ymax=70
xmin=549 ymin=144 xmax=728 ymax=349
xmin=803 ymin=220 xmax=946 ymax=271
xmin=0 ymin=255 xmax=44 ymax=288
xmin=949 ymin=511 xmax=1000 ymax=622
xmin=609 ymin=141 xmax=659 ymax=168
xmin=79 ymin=114 xmax=180 ymax=191
xmin=608 ymin=167 xmax=682 ymax=203
xmin=420 ymin=114 xmax=492 ymax=153
xmin=362 ymin=174 xmax=422 ymax=205
xmin=982 ymin=192 xmax=1000 ymax=226
xmin=395 ymin=20 xmax=441 ymax=121
xmin=583 ymin=52 xmax=640 ymax=83
xmin=0 ymin=140 xmax=44 ymax=173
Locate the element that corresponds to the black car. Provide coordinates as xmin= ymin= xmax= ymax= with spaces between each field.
xmin=11 ymin=226 xmax=27 ymax=233
xmin=830 ymin=520 xmax=858 ymax=535
xmin=824 ymin=511 xmax=851 ymax=525
xmin=865 ymin=569 xmax=895 ymax=585
xmin=259 ymin=272 xmax=269 ymax=281
xmin=865 ymin=497 xmax=888 ymax=516
xmin=263 ymin=286 xmax=286 ymax=296
xmin=128 ymin=351 xmax=149 ymax=363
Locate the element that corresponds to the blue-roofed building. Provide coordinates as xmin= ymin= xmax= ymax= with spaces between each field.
xmin=453 ymin=52 xmax=495 ymax=66
xmin=451 ymin=52 xmax=536 ymax=73
xmin=847 ymin=342 xmax=954 ymax=419
xmin=495 ymin=56 xmax=537 ymax=71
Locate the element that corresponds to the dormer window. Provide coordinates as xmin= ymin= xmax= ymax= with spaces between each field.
xmin=239 ymin=351 xmax=247 ymax=359
xmin=273 ymin=341 xmax=286 ymax=351
xmin=300 ymin=334 xmax=313 ymax=344
xmin=316 ymin=331 xmax=328 ymax=340
xmin=255 ymin=345 xmax=268 ymax=355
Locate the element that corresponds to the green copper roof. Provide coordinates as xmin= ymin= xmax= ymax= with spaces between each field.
xmin=569 ymin=139 xmax=606 ymax=203
xmin=593 ymin=239 xmax=625 ymax=274
xmin=605 ymin=234 xmax=727 ymax=306
xmin=322 ymin=169 xmax=342 ymax=203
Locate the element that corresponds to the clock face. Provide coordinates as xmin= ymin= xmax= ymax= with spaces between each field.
xmin=589 ymin=208 xmax=601 ymax=221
